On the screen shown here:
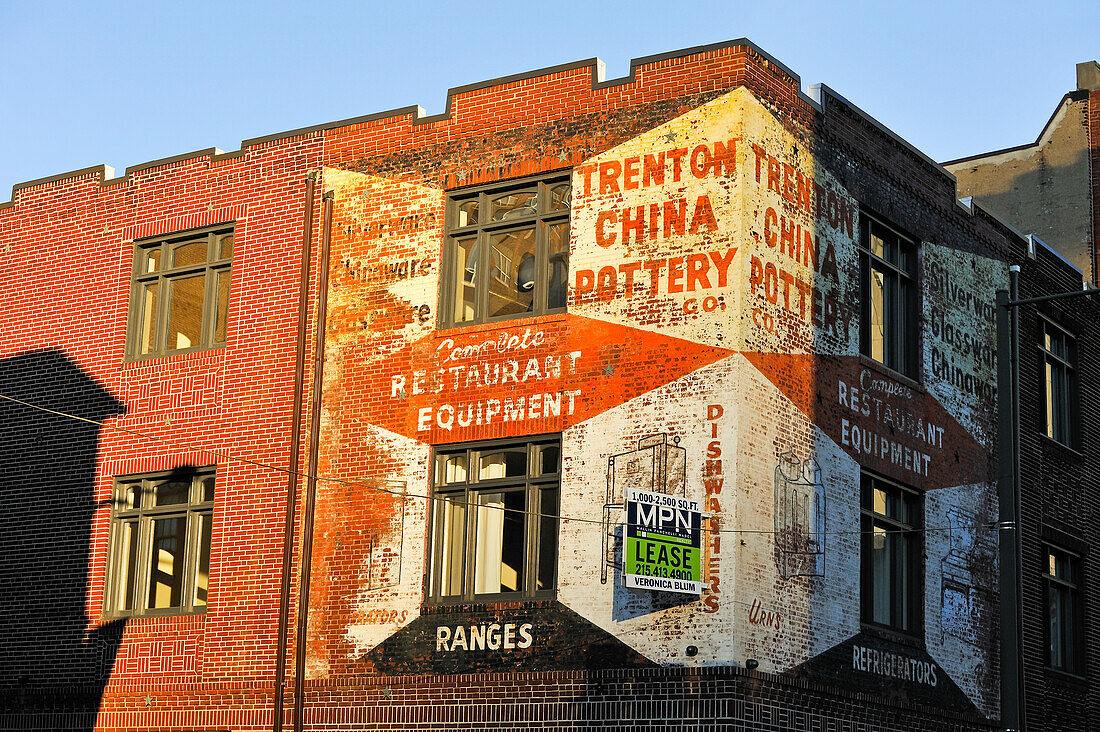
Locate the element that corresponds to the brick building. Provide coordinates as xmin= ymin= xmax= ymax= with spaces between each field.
xmin=946 ymin=60 xmax=1100 ymax=732
xmin=0 ymin=40 xmax=1091 ymax=731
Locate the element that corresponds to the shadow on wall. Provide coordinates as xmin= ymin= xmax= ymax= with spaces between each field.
xmin=953 ymin=149 xmax=1092 ymax=277
xmin=0 ymin=350 xmax=126 ymax=731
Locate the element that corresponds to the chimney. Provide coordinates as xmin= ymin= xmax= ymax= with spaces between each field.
xmin=1076 ymin=61 xmax=1100 ymax=91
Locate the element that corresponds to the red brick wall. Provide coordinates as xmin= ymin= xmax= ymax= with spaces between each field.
xmin=0 ymin=42 xmax=810 ymax=730
xmin=0 ymin=135 xmax=324 ymax=719
xmin=1091 ymin=89 xmax=1100 ymax=287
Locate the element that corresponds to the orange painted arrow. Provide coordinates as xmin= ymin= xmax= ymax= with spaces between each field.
xmin=742 ymin=352 xmax=993 ymax=491
xmin=349 ymin=314 xmax=734 ymax=444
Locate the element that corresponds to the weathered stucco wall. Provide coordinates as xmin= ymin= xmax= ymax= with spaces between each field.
xmin=946 ymin=96 xmax=1092 ymax=279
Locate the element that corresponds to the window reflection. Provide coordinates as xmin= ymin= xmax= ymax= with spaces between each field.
xmin=129 ymin=227 xmax=233 ymax=358
xmin=430 ymin=440 xmax=560 ymax=601
xmin=487 ymin=230 xmax=535 ymax=317
xmin=473 ymin=491 xmax=525 ymax=594
xmin=859 ymin=217 xmax=916 ymax=377
xmin=444 ymin=177 xmax=569 ymax=326
xmin=106 ymin=469 xmax=216 ymax=617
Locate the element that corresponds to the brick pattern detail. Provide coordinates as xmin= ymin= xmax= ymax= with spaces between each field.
xmin=112 ymin=638 xmax=196 ymax=676
xmin=121 ymin=359 xmax=222 ymax=422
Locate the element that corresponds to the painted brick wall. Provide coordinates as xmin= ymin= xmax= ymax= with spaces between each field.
xmin=305 ymin=54 xmax=1018 ymax=732
xmin=1 ymin=41 xmax=821 ymax=731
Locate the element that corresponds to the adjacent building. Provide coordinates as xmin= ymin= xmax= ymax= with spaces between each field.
xmin=944 ymin=61 xmax=1100 ymax=281
xmin=0 ymin=41 xmax=1094 ymax=731
xmin=946 ymin=60 xmax=1100 ymax=732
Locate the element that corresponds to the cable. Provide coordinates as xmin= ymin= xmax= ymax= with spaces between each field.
xmin=0 ymin=391 xmax=998 ymax=538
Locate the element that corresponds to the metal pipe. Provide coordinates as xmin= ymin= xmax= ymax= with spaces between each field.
xmin=273 ymin=170 xmax=317 ymax=732
xmin=1009 ymin=266 xmax=1026 ymax=731
xmin=293 ymin=190 xmax=334 ymax=732
xmin=997 ymin=265 xmax=1025 ymax=732
xmin=1009 ymin=287 xmax=1100 ymax=307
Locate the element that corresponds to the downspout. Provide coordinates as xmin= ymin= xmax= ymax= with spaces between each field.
xmin=274 ymin=170 xmax=317 ymax=732
xmin=1010 ymin=265 xmax=1027 ymax=731
xmin=293 ymin=190 xmax=335 ymax=732
xmin=996 ymin=265 xmax=1025 ymax=732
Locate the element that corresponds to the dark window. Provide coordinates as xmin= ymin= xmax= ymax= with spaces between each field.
xmin=1045 ymin=546 xmax=1083 ymax=673
xmin=442 ymin=175 xmax=570 ymax=327
xmin=105 ymin=468 xmax=215 ymax=617
xmin=1041 ymin=320 xmax=1077 ymax=446
xmin=859 ymin=215 xmax=917 ymax=378
xmin=861 ymin=473 xmax=921 ymax=634
xmin=128 ymin=226 xmax=233 ymax=359
xmin=429 ymin=437 xmax=560 ymax=602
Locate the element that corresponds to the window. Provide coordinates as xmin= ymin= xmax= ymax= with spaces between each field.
xmin=1045 ymin=546 xmax=1083 ymax=673
xmin=428 ymin=437 xmax=560 ymax=602
xmin=861 ymin=473 xmax=921 ymax=634
xmin=1041 ymin=320 xmax=1077 ymax=446
xmin=442 ymin=174 xmax=570 ymax=327
xmin=105 ymin=468 xmax=215 ymax=617
xmin=128 ymin=225 xmax=234 ymax=359
xmin=859 ymin=215 xmax=917 ymax=378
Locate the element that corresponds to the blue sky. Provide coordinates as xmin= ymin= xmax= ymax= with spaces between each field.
xmin=1 ymin=1 xmax=1096 ymax=198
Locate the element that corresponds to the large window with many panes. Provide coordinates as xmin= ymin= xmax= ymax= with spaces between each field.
xmin=1041 ymin=319 xmax=1078 ymax=447
xmin=861 ymin=472 xmax=922 ymax=635
xmin=441 ymin=174 xmax=570 ymax=328
xmin=859 ymin=214 xmax=917 ymax=378
xmin=127 ymin=225 xmax=233 ymax=359
xmin=104 ymin=468 xmax=215 ymax=617
xmin=429 ymin=437 xmax=560 ymax=602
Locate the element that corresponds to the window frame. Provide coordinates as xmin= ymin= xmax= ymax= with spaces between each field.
xmin=126 ymin=224 xmax=234 ymax=361
xmin=860 ymin=472 xmax=923 ymax=637
xmin=427 ymin=436 xmax=560 ymax=604
xmin=1044 ymin=544 xmax=1084 ymax=674
xmin=103 ymin=467 xmax=216 ymax=619
xmin=440 ymin=173 xmax=571 ymax=328
xmin=859 ymin=213 xmax=918 ymax=379
xmin=1040 ymin=318 xmax=1079 ymax=448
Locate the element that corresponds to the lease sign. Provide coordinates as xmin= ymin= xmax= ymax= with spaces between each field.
xmin=624 ymin=489 xmax=703 ymax=594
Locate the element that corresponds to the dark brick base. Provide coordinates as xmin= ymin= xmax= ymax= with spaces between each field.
xmin=299 ymin=667 xmax=996 ymax=731
xmin=2 ymin=666 xmax=995 ymax=732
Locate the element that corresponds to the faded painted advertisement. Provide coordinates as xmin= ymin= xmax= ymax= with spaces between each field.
xmin=310 ymin=87 xmax=1003 ymax=719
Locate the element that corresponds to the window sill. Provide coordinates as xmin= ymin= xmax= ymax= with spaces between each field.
xmin=121 ymin=347 xmax=226 ymax=370
xmin=101 ymin=607 xmax=208 ymax=623
xmin=435 ymin=312 xmax=567 ymax=338
xmin=856 ymin=354 xmax=924 ymax=394
xmin=1043 ymin=665 xmax=1088 ymax=684
xmin=421 ymin=597 xmax=557 ymax=614
xmin=1037 ymin=433 xmax=1084 ymax=459
xmin=859 ymin=622 xmax=925 ymax=650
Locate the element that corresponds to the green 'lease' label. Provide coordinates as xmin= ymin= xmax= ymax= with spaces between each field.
xmin=623 ymin=488 xmax=703 ymax=594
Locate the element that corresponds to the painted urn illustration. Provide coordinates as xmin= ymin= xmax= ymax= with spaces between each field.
xmin=774 ymin=452 xmax=826 ymax=579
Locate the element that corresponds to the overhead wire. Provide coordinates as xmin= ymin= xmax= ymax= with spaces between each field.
xmin=0 ymin=391 xmax=998 ymax=538
xmin=6 ymin=388 xmax=996 ymax=660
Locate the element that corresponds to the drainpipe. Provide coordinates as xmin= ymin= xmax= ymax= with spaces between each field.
xmin=293 ymin=190 xmax=334 ymax=732
xmin=996 ymin=265 xmax=1025 ymax=731
xmin=274 ymin=170 xmax=317 ymax=732
xmin=997 ymin=270 xmax=1100 ymax=730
